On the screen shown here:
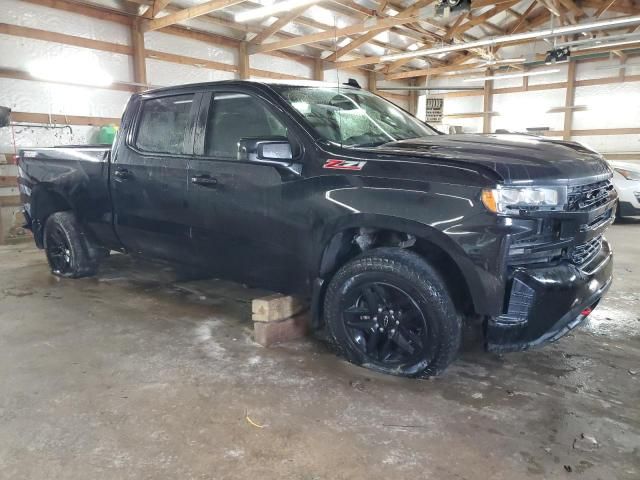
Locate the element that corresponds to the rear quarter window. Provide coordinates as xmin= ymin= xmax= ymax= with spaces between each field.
xmin=135 ymin=94 xmax=194 ymax=154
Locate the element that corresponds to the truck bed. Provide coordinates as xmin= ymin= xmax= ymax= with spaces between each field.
xmin=18 ymin=145 xmax=115 ymax=248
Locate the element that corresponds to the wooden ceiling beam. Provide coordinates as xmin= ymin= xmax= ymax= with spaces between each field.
xmin=557 ymin=0 xmax=584 ymax=17
xmin=142 ymin=0 xmax=245 ymax=32
xmin=248 ymin=5 xmax=309 ymax=45
xmin=471 ymin=0 xmax=521 ymax=8
xmin=22 ymin=0 xmax=133 ymax=25
xmin=582 ymin=0 xmax=637 ymax=15
xmin=449 ymin=1 xmax=519 ymax=38
xmin=250 ymin=15 xmax=421 ymax=54
xmin=444 ymin=11 xmax=471 ymax=41
xmin=380 ymin=8 xmax=552 ymax=79
xmin=509 ymin=0 xmax=538 ymax=33
xmin=324 ymin=0 xmax=435 ymax=62
xmin=149 ymin=0 xmax=173 ymax=18
xmin=384 ymin=2 xmax=517 ymax=74
xmin=594 ymin=0 xmax=618 ymax=18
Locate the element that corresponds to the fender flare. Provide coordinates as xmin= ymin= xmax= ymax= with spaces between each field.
xmin=313 ymin=213 xmax=493 ymax=316
xmin=29 ymin=184 xmax=75 ymax=247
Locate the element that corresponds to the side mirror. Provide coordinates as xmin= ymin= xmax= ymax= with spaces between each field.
xmin=237 ymin=136 xmax=293 ymax=163
xmin=0 ymin=106 xmax=11 ymax=128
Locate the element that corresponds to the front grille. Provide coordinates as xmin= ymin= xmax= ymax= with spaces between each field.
xmin=570 ymin=234 xmax=603 ymax=266
xmin=567 ymin=179 xmax=614 ymax=211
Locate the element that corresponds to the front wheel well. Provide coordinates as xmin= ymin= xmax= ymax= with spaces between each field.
xmin=316 ymin=227 xmax=476 ymax=324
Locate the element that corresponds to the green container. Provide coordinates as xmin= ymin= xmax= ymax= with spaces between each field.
xmin=97 ymin=124 xmax=118 ymax=145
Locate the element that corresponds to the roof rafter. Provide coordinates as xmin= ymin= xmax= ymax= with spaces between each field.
xmin=142 ymin=0 xmax=245 ymax=32
xmin=249 ymin=14 xmax=422 ymax=54
xmin=247 ymin=5 xmax=310 ymax=45
xmin=384 ymin=1 xmax=518 ymax=74
xmin=557 ymin=0 xmax=584 ymax=17
xmin=594 ymin=0 xmax=618 ymax=17
xmin=380 ymin=8 xmax=551 ymax=79
xmin=324 ymin=0 xmax=435 ymax=62
xmin=148 ymin=0 xmax=173 ymax=18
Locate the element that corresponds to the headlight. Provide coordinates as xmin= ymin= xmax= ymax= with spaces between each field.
xmin=614 ymin=168 xmax=640 ymax=181
xmin=481 ymin=186 xmax=565 ymax=214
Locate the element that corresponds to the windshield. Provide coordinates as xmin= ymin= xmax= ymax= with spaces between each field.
xmin=274 ymin=86 xmax=437 ymax=148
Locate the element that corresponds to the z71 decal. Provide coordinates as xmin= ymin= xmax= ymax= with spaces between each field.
xmin=323 ymin=159 xmax=367 ymax=171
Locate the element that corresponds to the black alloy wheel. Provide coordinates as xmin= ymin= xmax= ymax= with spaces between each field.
xmin=342 ymin=282 xmax=428 ymax=368
xmin=45 ymin=225 xmax=74 ymax=275
xmin=324 ymin=248 xmax=462 ymax=377
xmin=43 ymin=211 xmax=100 ymax=278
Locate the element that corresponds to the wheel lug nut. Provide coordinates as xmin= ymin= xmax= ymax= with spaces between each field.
xmin=378 ymin=307 xmax=383 ymax=312
xmin=395 ymin=320 xmax=400 ymax=325
xmin=378 ymin=327 xmax=384 ymax=332
xmin=374 ymin=323 xmax=379 ymax=328
xmin=389 ymin=310 xmax=394 ymax=315
xmin=390 ymin=329 xmax=396 ymax=334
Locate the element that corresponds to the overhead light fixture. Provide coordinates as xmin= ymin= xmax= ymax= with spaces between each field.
xmin=234 ymin=0 xmax=320 ymax=22
xmin=435 ymin=0 xmax=471 ymax=18
xmin=463 ymin=68 xmax=561 ymax=83
xmin=554 ymin=32 xmax=640 ymax=48
xmin=545 ymin=47 xmax=571 ymax=64
xmin=578 ymin=38 xmax=640 ymax=51
xmin=379 ymin=14 xmax=640 ymax=63
xmin=27 ymin=57 xmax=113 ymax=87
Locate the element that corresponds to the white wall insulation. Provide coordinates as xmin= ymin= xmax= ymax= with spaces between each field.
xmin=250 ymin=54 xmax=312 ymax=80
xmin=145 ymin=31 xmax=237 ymax=66
xmin=492 ymin=89 xmax=566 ymax=132
xmin=0 ymin=0 xmax=130 ymax=45
xmin=573 ymin=83 xmax=640 ymax=130
xmin=0 ymin=35 xmax=133 ymax=83
xmin=421 ymin=61 xmax=639 ymax=154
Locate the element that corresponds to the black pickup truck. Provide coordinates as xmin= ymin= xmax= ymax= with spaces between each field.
xmin=18 ymin=80 xmax=616 ymax=377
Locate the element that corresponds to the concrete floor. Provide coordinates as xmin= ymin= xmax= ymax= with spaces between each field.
xmin=0 ymin=223 xmax=639 ymax=480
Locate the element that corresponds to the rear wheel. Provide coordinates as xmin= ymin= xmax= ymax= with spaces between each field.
xmin=44 ymin=212 xmax=100 ymax=278
xmin=324 ymin=248 xmax=462 ymax=377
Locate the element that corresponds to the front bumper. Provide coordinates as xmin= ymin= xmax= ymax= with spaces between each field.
xmin=486 ymin=238 xmax=613 ymax=352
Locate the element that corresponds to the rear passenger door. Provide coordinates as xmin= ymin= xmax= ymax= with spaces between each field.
xmin=186 ymin=90 xmax=307 ymax=292
xmin=111 ymin=92 xmax=198 ymax=262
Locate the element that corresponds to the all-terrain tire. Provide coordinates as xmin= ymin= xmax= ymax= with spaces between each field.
xmin=43 ymin=211 xmax=100 ymax=278
xmin=324 ymin=247 xmax=462 ymax=377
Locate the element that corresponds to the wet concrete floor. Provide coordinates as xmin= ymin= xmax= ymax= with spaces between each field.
xmin=0 ymin=221 xmax=638 ymax=479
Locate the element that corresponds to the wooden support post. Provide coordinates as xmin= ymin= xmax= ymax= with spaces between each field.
xmin=313 ymin=58 xmax=323 ymax=81
xmin=408 ymin=79 xmax=418 ymax=115
xmin=131 ymin=19 xmax=147 ymax=91
xmin=238 ymin=41 xmax=249 ymax=80
xmin=563 ymin=60 xmax=576 ymax=141
xmin=482 ymin=69 xmax=493 ymax=134
xmin=368 ymin=70 xmax=377 ymax=94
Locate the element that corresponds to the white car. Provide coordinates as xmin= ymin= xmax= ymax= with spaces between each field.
xmin=610 ymin=160 xmax=640 ymax=219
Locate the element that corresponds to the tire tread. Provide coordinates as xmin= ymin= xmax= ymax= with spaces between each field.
xmin=324 ymin=247 xmax=461 ymax=377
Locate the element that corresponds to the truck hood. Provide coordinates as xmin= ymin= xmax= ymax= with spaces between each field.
xmin=376 ymin=134 xmax=611 ymax=185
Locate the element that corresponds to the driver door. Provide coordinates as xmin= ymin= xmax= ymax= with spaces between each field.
xmin=185 ymin=90 xmax=308 ymax=292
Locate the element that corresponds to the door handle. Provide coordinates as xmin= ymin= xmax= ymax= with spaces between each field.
xmin=191 ymin=175 xmax=218 ymax=187
xmin=114 ymin=168 xmax=132 ymax=180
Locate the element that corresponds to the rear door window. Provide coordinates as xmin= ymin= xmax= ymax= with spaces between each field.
xmin=135 ymin=94 xmax=195 ymax=154
xmin=204 ymin=93 xmax=287 ymax=159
